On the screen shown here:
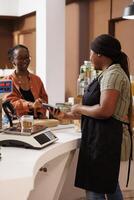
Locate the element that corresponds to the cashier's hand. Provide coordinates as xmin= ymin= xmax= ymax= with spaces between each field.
xmin=49 ymin=105 xmax=81 ymax=120
xmin=71 ymin=104 xmax=82 ymax=115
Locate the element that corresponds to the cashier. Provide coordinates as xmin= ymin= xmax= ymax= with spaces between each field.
xmin=3 ymin=44 xmax=48 ymax=119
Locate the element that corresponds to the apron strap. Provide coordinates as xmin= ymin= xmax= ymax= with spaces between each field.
xmin=126 ymin=124 xmax=133 ymax=187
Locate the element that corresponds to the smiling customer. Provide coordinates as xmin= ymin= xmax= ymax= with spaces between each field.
xmin=4 ymin=45 xmax=48 ymax=119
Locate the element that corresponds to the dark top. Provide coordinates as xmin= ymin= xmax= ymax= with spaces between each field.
xmin=19 ymin=87 xmax=35 ymax=115
xmin=19 ymin=87 xmax=35 ymax=102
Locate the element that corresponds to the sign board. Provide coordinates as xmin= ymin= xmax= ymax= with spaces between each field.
xmin=0 ymin=80 xmax=12 ymax=93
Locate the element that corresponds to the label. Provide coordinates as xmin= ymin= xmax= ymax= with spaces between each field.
xmin=0 ymin=80 xmax=12 ymax=93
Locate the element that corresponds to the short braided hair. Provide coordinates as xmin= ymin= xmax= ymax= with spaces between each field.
xmin=8 ymin=44 xmax=29 ymax=62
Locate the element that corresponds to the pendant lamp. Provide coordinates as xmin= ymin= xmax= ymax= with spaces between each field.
xmin=123 ymin=1 xmax=134 ymax=19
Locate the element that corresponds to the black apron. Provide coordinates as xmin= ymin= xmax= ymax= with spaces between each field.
xmin=75 ymin=77 xmax=123 ymax=193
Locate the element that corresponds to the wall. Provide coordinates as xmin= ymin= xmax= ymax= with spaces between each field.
xmin=0 ymin=0 xmax=133 ymax=103
xmin=65 ymin=0 xmax=112 ymax=99
xmin=13 ymin=13 xmax=36 ymax=73
xmin=88 ymin=0 xmax=110 ymax=41
xmin=88 ymin=0 xmax=132 ymax=39
xmin=112 ymin=0 xmax=131 ymax=18
xmin=65 ymin=0 xmax=89 ymax=99
xmin=0 ymin=0 xmax=18 ymax=16
xmin=45 ymin=0 xmax=65 ymax=105
xmin=0 ymin=20 xmax=13 ymax=68
xmin=115 ymin=20 xmax=134 ymax=74
xmin=0 ymin=13 xmax=35 ymax=71
xmin=111 ymin=0 xmax=134 ymax=74
xmin=88 ymin=0 xmax=134 ymax=74
xmin=65 ymin=3 xmax=80 ymax=99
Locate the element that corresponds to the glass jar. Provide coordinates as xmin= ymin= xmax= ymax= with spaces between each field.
xmin=55 ymin=103 xmax=72 ymax=125
xmin=21 ymin=115 xmax=34 ymax=133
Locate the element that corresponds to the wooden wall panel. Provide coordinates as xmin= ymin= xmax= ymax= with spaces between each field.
xmin=0 ymin=34 xmax=13 ymax=68
xmin=65 ymin=0 xmax=134 ymax=98
xmin=18 ymin=31 xmax=36 ymax=73
xmin=65 ymin=1 xmax=89 ymax=99
xmin=88 ymin=0 xmax=111 ymax=42
xmin=66 ymin=3 xmax=80 ymax=99
xmin=0 ymin=13 xmax=36 ymax=70
xmin=13 ymin=14 xmax=35 ymax=31
xmin=13 ymin=13 xmax=36 ymax=73
xmin=0 ymin=20 xmax=14 ymax=68
xmin=115 ymin=20 xmax=134 ymax=75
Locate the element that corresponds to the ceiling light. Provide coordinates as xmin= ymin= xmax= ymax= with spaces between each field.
xmin=123 ymin=1 xmax=134 ymax=19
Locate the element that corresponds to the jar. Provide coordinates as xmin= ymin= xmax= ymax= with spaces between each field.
xmin=21 ymin=115 xmax=34 ymax=133
xmin=55 ymin=103 xmax=72 ymax=125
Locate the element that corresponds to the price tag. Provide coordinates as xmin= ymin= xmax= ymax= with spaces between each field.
xmin=0 ymin=80 xmax=12 ymax=93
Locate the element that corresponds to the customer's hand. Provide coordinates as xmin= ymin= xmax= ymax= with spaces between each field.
xmin=49 ymin=107 xmax=64 ymax=120
xmin=33 ymin=98 xmax=43 ymax=109
xmin=28 ymin=98 xmax=46 ymax=118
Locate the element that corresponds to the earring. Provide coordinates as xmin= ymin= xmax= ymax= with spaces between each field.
xmin=97 ymin=54 xmax=101 ymax=57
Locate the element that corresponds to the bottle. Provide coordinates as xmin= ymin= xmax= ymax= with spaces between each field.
xmin=2 ymin=114 xmax=9 ymax=129
xmin=77 ymin=74 xmax=83 ymax=97
xmin=91 ymin=69 xmax=97 ymax=82
xmin=80 ymin=61 xmax=86 ymax=74
xmin=83 ymin=74 xmax=89 ymax=93
xmin=80 ymin=61 xmax=92 ymax=84
xmin=76 ymin=74 xmax=83 ymax=104
xmin=83 ymin=61 xmax=97 ymax=82
xmin=80 ymin=61 xmax=90 ymax=73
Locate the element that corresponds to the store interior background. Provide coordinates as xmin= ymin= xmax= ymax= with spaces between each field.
xmin=0 ymin=0 xmax=134 ymax=102
xmin=0 ymin=0 xmax=134 ymax=199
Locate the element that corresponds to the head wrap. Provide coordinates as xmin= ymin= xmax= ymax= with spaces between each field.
xmin=91 ymin=34 xmax=122 ymax=60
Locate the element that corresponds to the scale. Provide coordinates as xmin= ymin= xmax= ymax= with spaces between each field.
xmin=0 ymin=125 xmax=58 ymax=149
xmin=0 ymin=80 xmax=58 ymax=149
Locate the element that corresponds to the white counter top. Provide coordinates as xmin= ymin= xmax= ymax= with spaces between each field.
xmin=0 ymin=125 xmax=81 ymax=200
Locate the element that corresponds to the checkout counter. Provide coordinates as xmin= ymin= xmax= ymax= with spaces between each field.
xmin=0 ymin=79 xmax=83 ymax=200
xmin=0 ymin=124 xmax=81 ymax=200
xmin=1 ymin=124 xmax=134 ymax=200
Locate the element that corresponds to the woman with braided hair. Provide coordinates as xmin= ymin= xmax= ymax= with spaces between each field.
xmin=4 ymin=44 xmax=48 ymax=118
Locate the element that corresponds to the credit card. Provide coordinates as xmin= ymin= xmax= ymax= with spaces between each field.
xmin=42 ymin=103 xmax=60 ymax=112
